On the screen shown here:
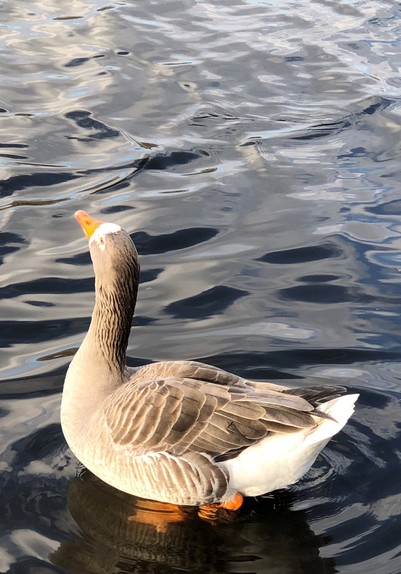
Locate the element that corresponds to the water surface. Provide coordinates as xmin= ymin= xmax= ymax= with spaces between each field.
xmin=2 ymin=1 xmax=401 ymax=573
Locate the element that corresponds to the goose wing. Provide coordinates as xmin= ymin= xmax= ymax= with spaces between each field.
xmin=103 ymin=364 xmax=317 ymax=459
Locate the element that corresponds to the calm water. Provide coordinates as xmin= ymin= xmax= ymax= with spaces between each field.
xmin=2 ymin=0 xmax=401 ymax=572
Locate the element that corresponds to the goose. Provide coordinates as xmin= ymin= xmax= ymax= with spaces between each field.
xmin=61 ymin=210 xmax=358 ymax=512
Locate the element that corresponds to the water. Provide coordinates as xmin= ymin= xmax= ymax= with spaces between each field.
xmin=2 ymin=0 xmax=401 ymax=572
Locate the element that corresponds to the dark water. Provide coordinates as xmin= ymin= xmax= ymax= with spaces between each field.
xmin=2 ymin=0 xmax=401 ymax=572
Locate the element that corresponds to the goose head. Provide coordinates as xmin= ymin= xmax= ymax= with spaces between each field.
xmin=75 ymin=210 xmax=140 ymax=287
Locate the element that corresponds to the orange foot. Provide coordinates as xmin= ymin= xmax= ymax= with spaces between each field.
xmin=198 ymin=492 xmax=244 ymax=522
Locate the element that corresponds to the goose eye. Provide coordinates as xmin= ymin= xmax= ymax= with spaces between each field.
xmin=99 ymin=236 xmax=105 ymax=246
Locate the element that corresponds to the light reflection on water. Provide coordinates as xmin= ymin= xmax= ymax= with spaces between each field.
xmin=2 ymin=0 xmax=401 ymax=572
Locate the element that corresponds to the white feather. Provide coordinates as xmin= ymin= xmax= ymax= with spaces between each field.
xmin=220 ymin=393 xmax=359 ymax=497
xmin=90 ymin=222 xmax=122 ymax=251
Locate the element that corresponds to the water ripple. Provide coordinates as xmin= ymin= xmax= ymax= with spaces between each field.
xmin=2 ymin=0 xmax=401 ymax=572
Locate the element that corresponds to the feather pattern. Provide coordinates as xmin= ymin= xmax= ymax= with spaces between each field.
xmin=102 ymin=371 xmax=317 ymax=457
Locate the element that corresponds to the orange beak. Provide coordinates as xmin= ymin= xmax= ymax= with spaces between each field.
xmin=75 ymin=210 xmax=104 ymax=239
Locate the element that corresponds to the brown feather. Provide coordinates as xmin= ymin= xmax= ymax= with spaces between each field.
xmin=103 ymin=364 xmax=342 ymax=473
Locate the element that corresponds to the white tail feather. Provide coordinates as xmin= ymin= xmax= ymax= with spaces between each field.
xmin=305 ymin=393 xmax=359 ymax=446
xmin=221 ymin=393 xmax=359 ymax=497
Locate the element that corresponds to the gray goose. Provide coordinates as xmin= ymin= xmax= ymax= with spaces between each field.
xmin=61 ymin=211 xmax=358 ymax=511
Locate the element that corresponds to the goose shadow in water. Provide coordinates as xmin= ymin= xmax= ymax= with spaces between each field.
xmin=50 ymin=469 xmax=336 ymax=574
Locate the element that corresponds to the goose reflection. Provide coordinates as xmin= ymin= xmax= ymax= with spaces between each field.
xmin=50 ymin=468 xmax=336 ymax=574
